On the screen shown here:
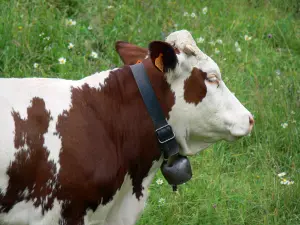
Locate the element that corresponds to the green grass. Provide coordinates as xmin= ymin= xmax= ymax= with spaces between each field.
xmin=1 ymin=0 xmax=300 ymax=224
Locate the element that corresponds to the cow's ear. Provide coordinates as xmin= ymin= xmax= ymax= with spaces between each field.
xmin=115 ymin=41 xmax=148 ymax=65
xmin=149 ymin=41 xmax=178 ymax=72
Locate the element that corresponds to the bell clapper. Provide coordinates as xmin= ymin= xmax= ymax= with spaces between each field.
xmin=172 ymin=184 xmax=178 ymax=192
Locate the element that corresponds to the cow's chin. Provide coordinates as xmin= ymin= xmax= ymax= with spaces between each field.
xmin=189 ymin=140 xmax=213 ymax=156
xmin=179 ymin=133 xmax=241 ymax=156
xmin=181 ymin=134 xmax=245 ymax=156
xmin=225 ymin=135 xmax=241 ymax=142
xmin=179 ymin=138 xmax=214 ymax=156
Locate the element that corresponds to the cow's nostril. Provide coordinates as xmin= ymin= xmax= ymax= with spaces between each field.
xmin=249 ymin=116 xmax=254 ymax=125
xmin=249 ymin=116 xmax=254 ymax=131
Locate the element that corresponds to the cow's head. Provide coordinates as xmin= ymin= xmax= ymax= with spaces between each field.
xmin=116 ymin=30 xmax=254 ymax=156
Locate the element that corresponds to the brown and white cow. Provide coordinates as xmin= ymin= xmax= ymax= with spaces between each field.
xmin=0 ymin=30 xmax=254 ymax=225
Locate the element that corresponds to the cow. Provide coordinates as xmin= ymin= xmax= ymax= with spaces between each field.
xmin=0 ymin=30 xmax=254 ymax=225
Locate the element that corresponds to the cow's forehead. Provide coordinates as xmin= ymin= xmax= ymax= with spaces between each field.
xmin=165 ymin=30 xmax=221 ymax=78
xmin=197 ymin=57 xmax=221 ymax=78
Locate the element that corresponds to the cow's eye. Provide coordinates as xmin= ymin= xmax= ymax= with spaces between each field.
xmin=206 ymin=75 xmax=218 ymax=83
xmin=206 ymin=75 xmax=220 ymax=87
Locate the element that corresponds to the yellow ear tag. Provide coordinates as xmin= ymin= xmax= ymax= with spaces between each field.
xmin=155 ymin=53 xmax=164 ymax=72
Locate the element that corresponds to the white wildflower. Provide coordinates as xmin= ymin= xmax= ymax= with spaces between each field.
xmin=39 ymin=32 xmax=45 ymax=37
xmin=197 ymin=37 xmax=205 ymax=43
xmin=277 ymin=172 xmax=286 ymax=177
xmin=234 ymin=41 xmax=239 ymax=48
xmin=215 ymin=48 xmax=220 ymax=54
xmin=191 ymin=12 xmax=196 ymax=18
xmin=275 ymin=69 xmax=281 ymax=76
xmin=107 ymin=5 xmax=113 ymax=9
xmin=58 ymin=57 xmax=66 ymax=64
xmin=236 ymin=47 xmax=241 ymax=52
xmin=280 ymin=179 xmax=289 ymax=185
xmin=244 ymin=35 xmax=252 ymax=41
xmin=90 ymin=51 xmax=98 ymax=59
xmin=202 ymin=7 xmax=208 ymax=14
xmin=43 ymin=36 xmax=50 ymax=41
xmin=68 ymin=42 xmax=74 ymax=49
xmin=156 ymin=178 xmax=164 ymax=185
xmin=280 ymin=178 xmax=294 ymax=185
xmin=88 ymin=25 xmax=93 ymax=30
xmin=281 ymin=122 xmax=288 ymax=129
xmin=216 ymin=39 xmax=223 ymax=44
xmin=66 ymin=19 xmax=76 ymax=26
xmin=183 ymin=12 xmax=189 ymax=17
xmin=158 ymin=198 xmax=166 ymax=205
xmin=33 ymin=63 xmax=39 ymax=69
xmin=291 ymin=110 xmax=295 ymax=115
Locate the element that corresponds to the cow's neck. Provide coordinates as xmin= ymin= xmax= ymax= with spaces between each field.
xmin=141 ymin=60 xmax=175 ymax=121
xmin=84 ymin=61 xmax=175 ymax=199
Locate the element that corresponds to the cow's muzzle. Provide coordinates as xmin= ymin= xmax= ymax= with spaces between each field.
xmin=161 ymin=154 xmax=192 ymax=189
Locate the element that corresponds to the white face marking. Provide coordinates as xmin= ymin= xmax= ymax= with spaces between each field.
xmin=165 ymin=30 xmax=253 ymax=155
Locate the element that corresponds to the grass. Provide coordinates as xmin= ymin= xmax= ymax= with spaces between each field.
xmin=0 ymin=0 xmax=300 ymax=224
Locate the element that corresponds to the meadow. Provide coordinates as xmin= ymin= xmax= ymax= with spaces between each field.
xmin=0 ymin=0 xmax=300 ymax=224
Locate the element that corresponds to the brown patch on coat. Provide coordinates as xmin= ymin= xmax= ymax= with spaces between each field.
xmin=184 ymin=67 xmax=207 ymax=105
xmin=55 ymin=58 xmax=175 ymax=222
xmin=0 ymin=97 xmax=57 ymax=214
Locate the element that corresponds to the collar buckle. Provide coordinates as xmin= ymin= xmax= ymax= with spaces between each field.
xmin=155 ymin=124 xmax=175 ymax=144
